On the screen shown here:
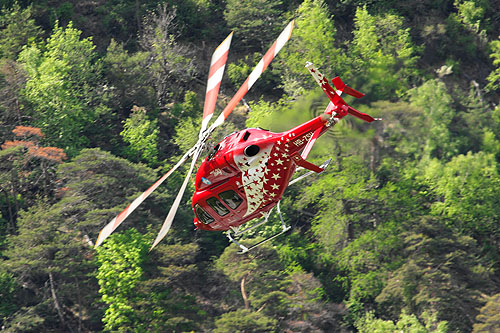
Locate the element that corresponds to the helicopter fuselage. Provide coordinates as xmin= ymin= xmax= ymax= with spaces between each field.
xmin=192 ymin=114 xmax=330 ymax=231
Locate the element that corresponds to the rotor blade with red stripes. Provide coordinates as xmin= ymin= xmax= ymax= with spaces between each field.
xmin=200 ymin=32 xmax=233 ymax=136
xmin=94 ymin=145 xmax=197 ymax=248
xmin=150 ymin=145 xmax=202 ymax=250
xmin=208 ymin=20 xmax=294 ymax=131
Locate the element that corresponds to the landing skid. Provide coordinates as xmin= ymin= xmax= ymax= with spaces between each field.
xmin=226 ymin=201 xmax=291 ymax=254
xmin=226 ymin=158 xmax=331 ymax=254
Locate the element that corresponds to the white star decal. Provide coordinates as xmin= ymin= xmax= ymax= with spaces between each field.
xmin=271 ymin=183 xmax=280 ymax=190
xmin=276 ymin=158 xmax=283 ymax=165
xmin=270 ymin=192 xmax=276 ymax=197
xmin=271 ymin=173 xmax=280 ymax=180
xmin=282 ymin=153 xmax=289 ymax=158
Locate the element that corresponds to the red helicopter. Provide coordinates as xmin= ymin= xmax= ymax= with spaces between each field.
xmin=95 ymin=20 xmax=377 ymax=252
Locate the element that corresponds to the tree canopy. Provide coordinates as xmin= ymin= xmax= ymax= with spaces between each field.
xmin=1 ymin=0 xmax=500 ymax=331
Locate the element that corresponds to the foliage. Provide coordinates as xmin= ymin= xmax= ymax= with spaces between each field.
xmin=473 ymin=293 xmax=500 ymax=332
xmin=2 ymin=200 xmax=99 ymax=331
xmin=96 ymin=228 xmax=149 ymax=331
xmin=120 ymin=105 xmax=160 ymax=165
xmin=214 ymin=308 xmax=277 ymax=333
xmin=1 ymin=1 xmax=500 ymax=331
xmin=348 ymin=6 xmax=419 ymax=101
xmin=408 ymin=79 xmax=457 ymax=159
xmin=454 ymin=0 xmax=488 ymax=36
xmin=103 ymin=39 xmax=156 ymax=113
xmin=0 ymin=270 xmax=18 ymax=325
xmin=355 ymin=310 xmax=448 ymax=333
xmin=18 ymin=22 xmax=111 ymax=156
xmin=279 ymin=0 xmax=341 ymax=97
xmin=375 ymin=216 xmax=493 ymax=332
xmin=417 ymin=152 xmax=500 ymax=255
xmin=486 ymin=34 xmax=500 ymax=92
xmin=0 ymin=3 xmax=41 ymax=60
xmin=138 ymin=4 xmax=196 ymax=106
xmin=0 ymin=126 xmax=65 ymax=232
xmin=224 ymin=0 xmax=284 ymax=51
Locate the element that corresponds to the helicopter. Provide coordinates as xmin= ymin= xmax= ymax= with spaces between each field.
xmin=95 ymin=20 xmax=376 ymax=252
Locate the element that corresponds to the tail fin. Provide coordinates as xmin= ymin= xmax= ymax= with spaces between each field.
xmin=306 ymin=62 xmax=377 ymax=123
xmin=331 ymin=77 xmax=364 ymax=98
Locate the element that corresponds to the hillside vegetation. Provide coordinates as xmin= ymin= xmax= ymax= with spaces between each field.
xmin=1 ymin=0 xmax=500 ymax=331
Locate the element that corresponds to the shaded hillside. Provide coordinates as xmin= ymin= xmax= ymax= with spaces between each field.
xmin=1 ymin=0 xmax=500 ymax=331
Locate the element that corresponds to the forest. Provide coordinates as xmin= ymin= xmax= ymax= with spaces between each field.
xmin=1 ymin=0 xmax=500 ymax=331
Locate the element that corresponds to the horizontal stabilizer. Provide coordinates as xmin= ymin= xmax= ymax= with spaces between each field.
xmin=291 ymin=153 xmax=324 ymax=173
xmin=331 ymin=77 xmax=364 ymax=98
xmin=347 ymin=106 xmax=375 ymax=122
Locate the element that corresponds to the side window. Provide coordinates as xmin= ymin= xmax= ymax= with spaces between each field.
xmin=219 ymin=190 xmax=243 ymax=209
xmin=195 ymin=204 xmax=214 ymax=224
xmin=207 ymin=197 xmax=229 ymax=216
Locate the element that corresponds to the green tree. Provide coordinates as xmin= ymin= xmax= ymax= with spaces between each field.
xmin=376 ymin=217 xmax=494 ymax=332
xmin=278 ymin=0 xmax=342 ymax=97
xmin=103 ymin=39 xmax=156 ymax=114
xmin=214 ymin=308 xmax=277 ymax=333
xmin=215 ymin=242 xmax=342 ymax=331
xmin=454 ymin=0 xmax=488 ymax=36
xmin=409 ymin=79 xmax=457 ymax=159
xmin=216 ymin=242 xmax=290 ymax=315
xmin=418 ymin=152 xmax=500 ymax=250
xmin=96 ymin=228 xmax=149 ymax=331
xmin=0 ymin=270 xmax=18 ymax=326
xmin=486 ymin=34 xmax=500 ymax=92
xmin=120 ymin=105 xmax=160 ymax=165
xmin=18 ymin=22 xmax=111 ymax=156
xmin=134 ymin=242 xmax=202 ymax=331
xmin=355 ymin=310 xmax=448 ymax=333
xmin=0 ymin=148 xmax=174 ymax=331
xmin=0 ymin=126 xmax=66 ymax=232
xmin=2 ymin=200 xmax=99 ymax=331
xmin=0 ymin=3 xmax=41 ymax=60
xmin=224 ymin=0 xmax=284 ymax=51
xmin=139 ymin=5 xmax=196 ymax=106
xmin=473 ymin=293 xmax=500 ymax=332
xmin=348 ymin=6 xmax=418 ymax=101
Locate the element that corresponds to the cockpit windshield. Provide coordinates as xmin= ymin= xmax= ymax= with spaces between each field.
xmin=195 ymin=204 xmax=214 ymax=224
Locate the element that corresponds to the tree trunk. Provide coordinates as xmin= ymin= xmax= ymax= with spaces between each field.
xmin=2 ymin=190 xmax=15 ymax=231
xmin=49 ymin=272 xmax=73 ymax=332
xmin=241 ymin=274 xmax=250 ymax=310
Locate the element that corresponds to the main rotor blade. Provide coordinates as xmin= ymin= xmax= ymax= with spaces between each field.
xmin=150 ymin=145 xmax=203 ymax=250
xmin=200 ymin=32 xmax=233 ymax=136
xmin=207 ymin=20 xmax=294 ymax=132
xmin=95 ymin=145 xmax=197 ymax=248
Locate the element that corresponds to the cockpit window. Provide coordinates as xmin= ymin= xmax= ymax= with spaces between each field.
xmin=195 ymin=204 xmax=214 ymax=224
xmin=206 ymin=197 xmax=229 ymax=216
xmin=219 ymin=190 xmax=243 ymax=209
xmin=242 ymin=131 xmax=251 ymax=141
xmin=208 ymin=144 xmax=220 ymax=160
